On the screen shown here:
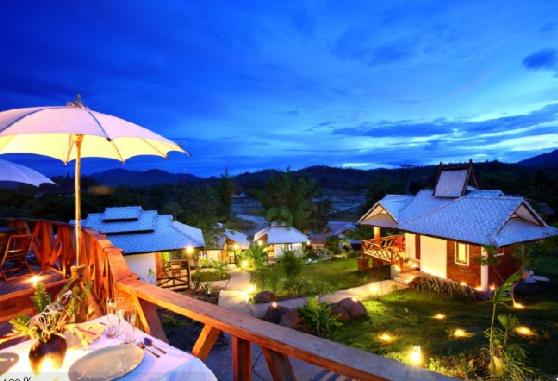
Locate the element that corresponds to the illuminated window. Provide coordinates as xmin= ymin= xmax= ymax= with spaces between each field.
xmin=455 ymin=242 xmax=468 ymax=265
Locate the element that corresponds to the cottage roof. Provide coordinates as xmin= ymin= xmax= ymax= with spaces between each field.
xmin=73 ymin=206 xmax=205 ymax=254
xmin=326 ymin=221 xmax=357 ymax=236
xmin=360 ymin=189 xmax=558 ymax=247
xmin=254 ymin=224 xmax=308 ymax=245
xmin=208 ymin=229 xmax=250 ymax=250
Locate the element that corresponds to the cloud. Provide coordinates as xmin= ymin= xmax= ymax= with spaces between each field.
xmin=522 ymin=49 xmax=558 ymax=72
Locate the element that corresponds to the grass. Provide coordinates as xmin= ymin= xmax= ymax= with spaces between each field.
xmin=259 ymin=257 xmax=390 ymax=295
xmin=195 ymin=270 xmax=230 ymax=282
xmin=329 ymin=254 xmax=558 ymax=376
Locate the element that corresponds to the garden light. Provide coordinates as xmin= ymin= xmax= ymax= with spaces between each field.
xmin=241 ymin=260 xmax=249 ymax=269
xmin=515 ymin=326 xmax=534 ymax=336
xmin=378 ymin=332 xmax=395 ymax=343
xmin=30 ymin=275 xmax=41 ymax=287
xmin=408 ymin=346 xmax=423 ymax=367
xmin=513 ymin=302 xmax=525 ymax=309
xmin=432 ymin=313 xmax=446 ymax=320
xmin=453 ymin=328 xmax=471 ymax=338
xmin=271 ymin=302 xmax=278 ymax=308
xmin=233 ymin=243 xmax=240 ymax=251
xmin=186 ymin=245 xmax=194 ymax=255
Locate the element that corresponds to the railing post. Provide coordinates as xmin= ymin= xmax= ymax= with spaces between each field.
xmin=192 ymin=324 xmax=222 ymax=360
xmin=232 ymin=336 xmax=252 ymax=381
xmin=262 ymin=347 xmax=297 ymax=381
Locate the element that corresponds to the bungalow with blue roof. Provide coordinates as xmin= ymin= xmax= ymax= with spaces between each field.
xmin=204 ymin=228 xmax=249 ymax=264
xmin=359 ymin=161 xmax=558 ymax=291
xmin=74 ymin=206 xmax=205 ymax=285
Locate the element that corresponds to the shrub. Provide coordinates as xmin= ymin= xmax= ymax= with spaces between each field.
xmin=267 ymin=266 xmax=282 ymax=293
xmin=299 ymin=296 xmax=342 ymax=337
xmin=239 ymin=245 xmax=268 ymax=271
xmin=210 ymin=260 xmax=229 ymax=279
xmin=308 ymin=281 xmax=335 ymax=296
xmin=409 ymin=276 xmax=478 ymax=302
xmin=283 ymin=277 xmax=310 ymax=296
xmin=279 ymin=250 xmax=303 ymax=280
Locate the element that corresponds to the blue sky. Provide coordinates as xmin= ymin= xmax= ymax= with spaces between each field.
xmin=1 ymin=0 xmax=557 ymax=176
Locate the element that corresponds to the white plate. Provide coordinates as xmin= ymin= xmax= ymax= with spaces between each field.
xmin=68 ymin=345 xmax=144 ymax=381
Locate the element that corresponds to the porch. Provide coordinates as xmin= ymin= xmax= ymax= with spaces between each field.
xmin=0 ymin=218 xmax=453 ymax=381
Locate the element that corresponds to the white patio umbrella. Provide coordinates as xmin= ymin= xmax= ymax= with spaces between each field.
xmin=0 ymin=159 xmax=54 ymax=186
xmin=0 ymin=95 xmax=188 ymax=267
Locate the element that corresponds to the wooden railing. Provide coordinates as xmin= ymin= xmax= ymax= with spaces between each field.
xmin=362 ymin=234 xmax=406 ymax=267
xmin=2 ymin=219 xmax=454 ymax=381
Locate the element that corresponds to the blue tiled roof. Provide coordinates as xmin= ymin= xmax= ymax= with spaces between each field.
xmin=77 ymin=206 xmax=205 ymax=254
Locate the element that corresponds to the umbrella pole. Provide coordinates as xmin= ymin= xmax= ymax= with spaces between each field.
xmin=74 ymin=134 xmax=83 ymax=267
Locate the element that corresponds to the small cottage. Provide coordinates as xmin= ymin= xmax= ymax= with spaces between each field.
xmin=254 ymin=222 xmax=309 ymax=261
xmin=359 ymin=162 xmax=558 ymax=290
xmin=74 ymin=206 xmax=205 ymax=284
xmin=204 ymin=229 xmax=249 ymax=264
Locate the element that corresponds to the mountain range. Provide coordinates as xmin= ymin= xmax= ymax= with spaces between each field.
xmin=86 ymin=149 xmax=558 ymax=189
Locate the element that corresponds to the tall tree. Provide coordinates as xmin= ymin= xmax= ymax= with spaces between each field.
xmin=216 ymin=167 xmax=235 ymax=221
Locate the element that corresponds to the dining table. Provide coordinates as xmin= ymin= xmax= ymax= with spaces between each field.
xmin=0 ymin=315 xmax=218 ymax=381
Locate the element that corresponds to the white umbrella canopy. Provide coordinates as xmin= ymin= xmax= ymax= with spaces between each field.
xmin=0 ymin=159 xmax=54 ymax=186
xmin=0 ymin=96 xmax=188 ymax=267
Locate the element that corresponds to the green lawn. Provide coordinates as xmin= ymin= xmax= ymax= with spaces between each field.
xmin=330 ymin=255 xmax=558 ymax=377
xmin=259 ymin=258 xmax=390 ymax=295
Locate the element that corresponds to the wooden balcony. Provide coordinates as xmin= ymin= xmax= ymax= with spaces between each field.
xmin=0 ymin=219 xmax=453 ymax=381
xmin=361 ymin=234 xmax=406 ymax=268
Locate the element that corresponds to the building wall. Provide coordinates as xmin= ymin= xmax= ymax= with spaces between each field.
xmin=419 ymin=235 xmax=447 ymax=278
xmin=488 ymin=245 xmax=521 ymax=287
xmin=125 ymin=252 xmax=157 ymax=284
xmin=447 ymin=241 xmax=481 ymax=287
xmin=405 ymin=233 xmax=416 ymax=259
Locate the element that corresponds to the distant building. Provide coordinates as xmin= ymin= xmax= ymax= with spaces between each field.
xmin=360 ymin=161 xmax=558 ymax=291
xmin=204 ymin=229 xmax=250 ymax=264
xmin=309 ymin=220 xmax=357 ymax=247
xmin=232 ymin=193 xmax=262 ymax=215
xmin=254 ymin=222 xmax=309 ymax=260
xmin=73 ymin=206 xmax=205 ymax=284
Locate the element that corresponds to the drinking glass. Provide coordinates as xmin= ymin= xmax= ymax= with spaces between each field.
xmin=105 ymin=298 xmax=121 ymax=338
xmin=119 ymin=306 xmax=137 ymax=345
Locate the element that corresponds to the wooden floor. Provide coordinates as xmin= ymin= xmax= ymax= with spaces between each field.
xmin=0 ymin=267 xmax=64 ymax=296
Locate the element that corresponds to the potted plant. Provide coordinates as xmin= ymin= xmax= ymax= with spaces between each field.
xmin=10 ymin=283 xmax=83 ymax=374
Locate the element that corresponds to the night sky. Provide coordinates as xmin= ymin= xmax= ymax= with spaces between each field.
xmin=1 ymin=1 xmax=558 ymax=177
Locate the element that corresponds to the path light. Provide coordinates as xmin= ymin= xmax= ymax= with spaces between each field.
xmin=241 ymin=260 xmax=249 ymax=270
xmin=432 ymin=313 xmax=446 ymax=320
xmin=369 ymin=283 xmax=380 ymax=296
xmin=515 ymin=326 xmax=534 ymax=336
xmin=513 ymin=302 xmax=525 ymax=309
xmin=408 ymin=346 xmax=423 ymax=367
xmin=378 ymin=332 xmax=395 ymax=343
xmin=271 ymin=302 xmax=278 ymax=309
xmin=489 ymin=284 xmax=496 ymax=291
xmin=453 ymin=328 xmax=471 ymax=338
xmin=30 ymin=275 xmax=41 ymax=287
xmin=351 ymin=296 xmax=360 ymax=303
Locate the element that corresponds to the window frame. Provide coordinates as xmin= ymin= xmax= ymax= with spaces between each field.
xmin=454 ymin=242 xmax=469 ymax=266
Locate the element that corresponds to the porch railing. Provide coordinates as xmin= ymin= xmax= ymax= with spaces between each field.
xmin=361 ymin=234 xmax=406 ymax=267
xmin=1 ymin=219 xmax=454 ymax=381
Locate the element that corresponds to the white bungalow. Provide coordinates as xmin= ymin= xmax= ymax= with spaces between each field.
xmin=359 ymin=162 xmax=558 ymax=291
xmin=254 ymin=222 xmax=309 ymax=260
xmin=75 ymin=206 xmax=205 ymax=285
xmin=204 ymin=229 xmax=250 ymax=264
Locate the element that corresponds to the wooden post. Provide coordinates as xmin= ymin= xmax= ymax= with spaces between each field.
xmin=373 ymin=226 xmax=381 ymax=243
xmin=261 ymin=348 xmax=297 ymax=381
xmin=232 ymin=336 xmax=252 ymax=381
xmin=192 ymin=324 xmax=222 ymax=360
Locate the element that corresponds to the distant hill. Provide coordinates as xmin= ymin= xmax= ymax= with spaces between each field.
xmin=517 ymin=149 xmax=558 ymax=168
xmin=89 ymin=168 xmax=201 ymax=186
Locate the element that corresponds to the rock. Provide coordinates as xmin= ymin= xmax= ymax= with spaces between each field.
xmin=329 ymin=303 xmax=351 ymax=321
xmin=254 ymin=291 xmax=276 ymax=304
xmin=261 ymin=305 xmax=289 ymax=324
xmin=279 ymin=309 xmax=305 ymax=330
xmin=337 ymin=297 xmax=367 ymax=319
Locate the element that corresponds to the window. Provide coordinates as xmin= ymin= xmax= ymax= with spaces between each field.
xmin=455 ymin=242 xmax=468 ymax=266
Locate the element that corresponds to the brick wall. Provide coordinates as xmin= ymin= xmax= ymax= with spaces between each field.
xmin=446 ymin=240 xmax=481 ymax=287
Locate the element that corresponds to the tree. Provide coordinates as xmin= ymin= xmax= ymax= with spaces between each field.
xmin=216 ymin=168 xmax=235 ymax=221
xmin=257 ymin=172 xmax=320 ymax=230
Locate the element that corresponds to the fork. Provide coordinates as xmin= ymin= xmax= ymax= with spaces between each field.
xmin=143 ymin=337 xmax=167 ymax=354
xmin=137 ymin=341 xmax=160 ymax=358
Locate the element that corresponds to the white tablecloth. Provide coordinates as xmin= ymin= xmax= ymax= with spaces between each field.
xmin=0 ymin=315 xmax=217 ymax=381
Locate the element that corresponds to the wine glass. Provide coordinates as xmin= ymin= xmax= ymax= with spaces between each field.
xmin=118 ymin=305 xmax=137 ymax=345
xmin=105 ymin=298 xmax=121 ymax=338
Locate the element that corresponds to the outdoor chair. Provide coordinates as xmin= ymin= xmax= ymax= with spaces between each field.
xmin=0 ymin=234 xmax=33 ymax=282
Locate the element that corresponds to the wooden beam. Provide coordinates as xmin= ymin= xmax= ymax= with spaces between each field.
xmin=232 ymin=336 xmax=251 ymax=381
xmin=138 ymin=298 xmax=168 ymax=343
xmin=192 ymin=324 xmax=222 ymax=360
xmin=261 ymin=347 xmax=297 ymax=381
